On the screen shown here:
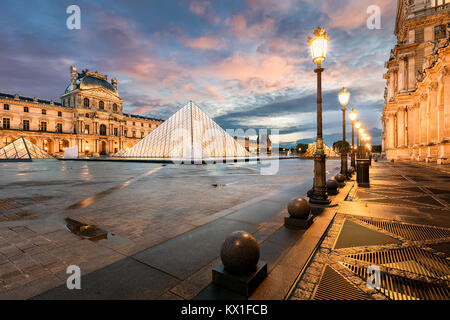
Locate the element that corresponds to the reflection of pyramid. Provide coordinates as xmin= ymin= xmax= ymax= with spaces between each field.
xmin=118 ymin=101 xmax=249 ymax=160
xmin=0 ymin=137 xmax=54 ymax=161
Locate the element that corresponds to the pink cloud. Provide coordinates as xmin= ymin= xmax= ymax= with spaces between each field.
xmin=180 ymin=35 xmax=226 ymax=50
xmin=188 ymin=0 xmax=221 ymax=24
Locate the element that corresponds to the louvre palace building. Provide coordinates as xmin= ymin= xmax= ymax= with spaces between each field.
xmin=0 ymin=66 xmax=163 ymax=157
xmin=382 ymin=0 xmax=450 ymax=163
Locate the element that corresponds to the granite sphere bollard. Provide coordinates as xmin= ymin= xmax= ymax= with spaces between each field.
xmin=287 ymin=197 xmax=311 ymax=219
xmin=335 ymin=173 xmax=346 ymax=183
xmin=220 ymin=231 xmax=260 ymax=275
xmin=348 ymin=166 xmax=355 ymax=174
xmin=326 ymin=178 xmax=339 ymax=195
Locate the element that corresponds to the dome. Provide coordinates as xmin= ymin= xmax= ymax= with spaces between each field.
xmin=79 ymin=76 xmax=117 ymax=93
xmin=64 ymin=70 xmax=118 ymax=97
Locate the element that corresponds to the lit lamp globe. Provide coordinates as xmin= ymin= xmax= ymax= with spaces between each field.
xmin=355 ymin=121 xmax=361 ymax=129
xmin=308 ymin=27 xmax=329 ymax=65
xmin=349 ymin=109 xmax=357 ymax=121
xmin=338 ymin=88 xmax=350 ymax=107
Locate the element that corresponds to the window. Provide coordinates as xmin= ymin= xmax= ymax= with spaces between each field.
xmin=141 ymin=131 xmax=144 ymax=138
xmin=84 ymin=125 xmax=89 ymax=134
xmin=23 ymin=120 xmax=30 ymax=131
xmin=84 ymin=98 xmax=90 ymax=107
xmin=39 ymin=121 xmax=47 ymax=132
xmin=113 ymin=103 xmax=118 ymax=112
xmin=58 ymin=111 xmax=62 ymax=117
xmin=3 ymin=104 xmax=9 ymax=110
xmin=99 ymin=124 xmax=107 ymax=136
xmin=42 ymin=109 xmax=46 ymax=115
xmin=56 ymin=123 xmax=63 ymax=133
xmin=132 ymin=131 xmax=136 ymax=138
xmin=141 ymin=123 xmax=144 ymax=127
xmin=133 ymin=122 xmax=135 ymax=126
xmin=85 ymin=113 xmax=89 ymax=118
xmin=99 ymin=101 xmax=104 ymax=110
xmin=124 ymin=130 xmax=127 ymax=137
xmin=24 ymin=106 xmax=29 ymax=113
xmin=114 ymin=128 xmax=118 ymax=136
xmin=434 ymin=24 xmax=447 ymax=40
xmin=2 ymin=118 xmax=10 ymax=129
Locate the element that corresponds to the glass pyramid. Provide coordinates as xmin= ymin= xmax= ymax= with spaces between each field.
xmin=117 ymin=101 xmax=249 ymax=160
xmin=0 ymin=137 xmax=54 ymax=161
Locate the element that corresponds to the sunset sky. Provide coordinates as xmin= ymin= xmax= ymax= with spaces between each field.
xmin=0 ymin=0 xmax=398 ymax=146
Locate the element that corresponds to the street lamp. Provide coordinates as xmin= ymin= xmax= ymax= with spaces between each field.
xmin=349 ymin=109 xmax=357 ymax=168
xmin=308 ymin=27 xmax=330 ymax=205
xmin=338 ymin=88 xmax=350 ymax=178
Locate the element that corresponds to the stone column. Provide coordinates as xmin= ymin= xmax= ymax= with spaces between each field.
xmin=397 ymin=107 xmax=405 ymax=147
xmin=443 ymin=66 xmax=450 ymax=140
xmin=429 ymin=82 xmax=439 ymax=143
xmin=408 ymin=56 xmax=415 ymax=90
xmin=398 ymin=59 xmax=405 ymax=92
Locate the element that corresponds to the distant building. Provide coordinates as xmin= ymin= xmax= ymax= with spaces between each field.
xmin=382 ymin=0 xmax=449 ymax=163
xmin=0 ymin=66 xmax=163 ymax=157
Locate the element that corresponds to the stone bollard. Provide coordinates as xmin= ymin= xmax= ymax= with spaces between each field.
xmin=326 ymin=178 xmax=339 ymax=195
xmin=335 ymin=173 xmax=346 ymax=187
xmin=348 ymin=166 xmax=355 ymax=175
xmin=212 ymin=231 xmax=267 ymax=297
xmin=284 ymin=197 xmax=313 ymax=229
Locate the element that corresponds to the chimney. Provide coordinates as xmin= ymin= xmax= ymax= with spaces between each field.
xmin=111 ymin=78 xmax=118 ymax=91
xmin=70 ymin=65 xmax=77 ymax=89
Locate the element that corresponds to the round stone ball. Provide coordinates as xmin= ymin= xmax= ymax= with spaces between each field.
xmin=348 ymin=167 xmax=355 ymax=174
xmin=220 ymin=231 xmax=260 ymax=275
xmin=287 ymin=197 xmax=311 ymax=219
xmin=335 ymin=173 xmax=346 ymax=183
xmin=326 ymin=178 xmax=339 ymax=190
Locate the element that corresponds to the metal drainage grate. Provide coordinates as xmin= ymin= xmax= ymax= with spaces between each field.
xmin=356 ymin=217 xmax=450 ymax=241
xmin=346 ymin=247 xmax=450 ymax=280
xmin=342 ymin=262 xmax=450 ymax=300
xmin=312 ymin=265 xmax=369 ymax=300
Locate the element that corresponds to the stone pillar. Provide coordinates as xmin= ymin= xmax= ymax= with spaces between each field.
xmin=408 ymin=56 xmax=415 ymax=90
xmin=429 ymin=82 xmax=439 ymax=143
xmin=397 ymin=108 xmax=405 ymax=147
xmin=388 ymin=113 xmax=395 ymax=150
xmin=443 ymin=66 xmax=450 ymax=140
xmin=398 ymin=59 xmax=405 ymax=92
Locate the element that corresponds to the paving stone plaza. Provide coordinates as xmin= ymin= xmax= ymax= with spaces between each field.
xmin=0 ymin=159 xmax=338 ymax=299
xmin=0 ymin=158 xmax=449 ymax=300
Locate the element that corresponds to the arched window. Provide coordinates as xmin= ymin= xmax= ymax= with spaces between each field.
xmin=84 ymin=98 xmax=90 ymax=107
xmin=99 ymin=124 xmax=107 ymax=136
xmin=113 ymin=103 xmax=118 ymax=112
xmin=99 ymin=101 xmax=104 ymax=110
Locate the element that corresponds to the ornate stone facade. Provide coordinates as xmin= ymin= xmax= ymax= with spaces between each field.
xmin=382 ymin=0 xmax=450 ymax=164
xmin=0 ymin=66 xmax=163 ymax=157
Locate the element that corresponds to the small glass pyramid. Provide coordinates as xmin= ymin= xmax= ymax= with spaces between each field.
xmin=0 ymin=137 xmax=54 ymax=161
xmin=117 ymin=101 xmax=249 ymax=160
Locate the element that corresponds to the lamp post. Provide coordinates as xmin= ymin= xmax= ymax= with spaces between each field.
xmin=355 ymin=121 xmax=361 ymax=158
xmin=308 ymin=27 xmax=330 ymax=205
xmin=349 ymin=109 xmax=357 ymax=169
xmin=358 ymin=128 xmax=365 ymax=158
xmin=338 ymin=88 xmax=350 ymax=179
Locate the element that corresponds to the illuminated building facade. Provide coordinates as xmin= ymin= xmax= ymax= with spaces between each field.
xmin=0 ymin=66 xmax=163 ymax=157
xmin=382 ymin=0 xmax=450 ymax=163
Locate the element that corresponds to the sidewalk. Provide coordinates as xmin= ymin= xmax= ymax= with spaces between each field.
xmin=290 ymin=160 xmax=450 ymax=300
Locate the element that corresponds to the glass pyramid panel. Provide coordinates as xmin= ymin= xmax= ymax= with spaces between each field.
xmin=0 ymin=137 xmax=54 ymax=160
xmin=118 ymin=101 xmax=249 ymax=160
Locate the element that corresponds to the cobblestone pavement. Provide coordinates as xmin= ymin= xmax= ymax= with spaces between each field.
xmin=0 ymin=159 xmax=340 ymax=299
xmin=291 ymin=160 xmax=450 ymax=301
